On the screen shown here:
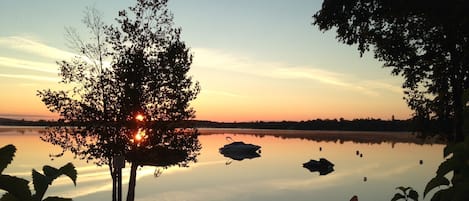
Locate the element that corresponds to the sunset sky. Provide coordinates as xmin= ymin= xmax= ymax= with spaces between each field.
xmin=0 ymin=0 xmax=412 ymax=122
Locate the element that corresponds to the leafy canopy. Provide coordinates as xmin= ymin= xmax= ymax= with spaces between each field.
xmin=37 ymin=0 xmax=200 ymax=166
xmin=313 ymin=0 xmax=469 ymax=141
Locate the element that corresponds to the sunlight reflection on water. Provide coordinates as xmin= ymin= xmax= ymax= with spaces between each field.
xmin=0 ymin=126 xmax=443 ymax=201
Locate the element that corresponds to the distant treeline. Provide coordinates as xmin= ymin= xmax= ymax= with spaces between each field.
xmin=0 ymin=118 xmax=59 ymax=126
xmin=193 ymin=118 xmax=413 ymax=132
xmin=1 ymin=117 xmax=414 ymax=132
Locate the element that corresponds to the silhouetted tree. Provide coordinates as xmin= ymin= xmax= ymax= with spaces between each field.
xmin=106 ymin=1 xmax=200 ymax=200
xmin=37 ymin=6 xmax=127 ymax=201
xmin=313 ymin=0 xmax=469 ymax=142
xmin=37 ymin=1 xmax=200 ymax=201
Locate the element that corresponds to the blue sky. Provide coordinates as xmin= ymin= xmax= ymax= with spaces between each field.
xmin=0 ymin=0 xmax=411 ymax=121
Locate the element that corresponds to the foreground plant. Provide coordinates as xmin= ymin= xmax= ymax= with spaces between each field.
xmin=422 ymin=139 xmax=469 ymax=201
xmin=391 ymin=186 xmax=418 ymax=201
xmin=0 ymin=144 xmax=77 ymax=201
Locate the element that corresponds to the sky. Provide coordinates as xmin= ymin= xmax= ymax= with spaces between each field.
xmin=0 ymin=0 xmax=412 ymax=122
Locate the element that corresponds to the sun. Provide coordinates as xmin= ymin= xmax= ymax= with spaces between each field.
xmin=135 ymin=114 xmax=144 ymax=121
xmin=134 ymin=129 xmax=146 ymax=142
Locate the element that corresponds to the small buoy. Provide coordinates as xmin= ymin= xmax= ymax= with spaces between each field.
xmin=356 ymin=150 xmax=359 ymax=155
xmin=319 ymin=147 xmax=322 ymax=151
xmin=350 ymin=195 xmax=358 ymax=201
xmin=360 ymin=153 xmax=363 ymax=158
xmin=419 ymin=160 xmax=423 ymax=165
xmin=363 ymin=177 xmax=367 ymax=182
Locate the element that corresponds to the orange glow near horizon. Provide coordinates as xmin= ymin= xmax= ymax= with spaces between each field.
xmin=0 ymin=2 xmax=417 ymax=124
xmin=190 ymin=97 xmax=412 ymax=122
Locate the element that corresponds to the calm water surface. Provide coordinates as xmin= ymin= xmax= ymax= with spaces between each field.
xmin=1 ymin=127 xmax=444 ymax=201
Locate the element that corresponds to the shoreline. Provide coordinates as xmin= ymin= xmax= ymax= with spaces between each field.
xmin=0 ymin=126 xmax=439 ymax=145
xmin=197 ymin=128 xmax=438 ymax=145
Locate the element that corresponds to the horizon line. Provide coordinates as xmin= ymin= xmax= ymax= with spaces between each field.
xmin=0 ymin=115 xmax=411 ymax=123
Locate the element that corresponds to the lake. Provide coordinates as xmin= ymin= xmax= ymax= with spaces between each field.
xmin=1 ymin=126 xmax=444 ymax=201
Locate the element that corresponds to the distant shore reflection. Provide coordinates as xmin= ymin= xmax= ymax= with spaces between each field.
xmin=198 ymin=128 xmax=442 ymax=145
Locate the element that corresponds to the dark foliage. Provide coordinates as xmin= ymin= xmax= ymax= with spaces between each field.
xmin=0 ymin=144 xmax=77 ymax=201
xmin=195 ymin=118 xmax=413 ymax=132
xmin=313 ymin=0 xmax=469 ymax=142
xmin=36 ymin=1 xmax=200 ymax=201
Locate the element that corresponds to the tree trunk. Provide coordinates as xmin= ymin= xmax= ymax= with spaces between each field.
xmin=118 ymin=165 xmax=122 ymax=201
xmin=447 ymin=25 xmax=465 ymax=143
xmin=453 ymin=84 xmax=465 ymax=142
xmin=109 ymin=163 xmax=117 ymax=201
xmin=126 ymin=162 xmax=138 ymax=201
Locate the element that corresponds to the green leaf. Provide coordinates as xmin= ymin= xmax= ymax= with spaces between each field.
xmin=43 ymin=196 xmax=72 ymax=201
xmin=408 ymin=189 xmax=419 ymax=201
xmin=444 ymin=143 xmax=465 ymax=159
xmin=0 ymin=175 xmax=32 ymax=201
xmin=430 ymin=189 xmax=443 ymax=201
xmin=0 ymin=145 xmax=16 ymax=174
xmin=43 ymin=166 xmax=59 ymax=179
xmin=443 ymin=143 xmax=455 ymax=158
xmin=0 ymin=193 xmax=19 ymax=201
xmin=430 ymin=188 xmax=454 ymax=201
xmin=32 ymin=169 xmax=49 ymax=201
xmin=395 ymin=186 xmax=404 ymax=192
xmin=391 ymin=193 xmax=405 ymax=201
xmin=58 ymin=163 xmax=77 ymax=186
xmin=436 ymin=159 xmax=456 ymax=177
xmin=424 ymin=176 xmax=450 ymax=198
xmin=396 ymin=186 xmax=410 ymax=194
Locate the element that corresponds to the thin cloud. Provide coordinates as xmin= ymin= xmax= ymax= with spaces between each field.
xmin=0 ymin=56 xmax=58 ymax=74
xmin=271 ymin=67 xmax=348 ymax=87
xmin=360 ymin=80 xmax=403 ymax=94
xmin=192 ymin=47 xmax=400 ymax=96
xmin=0 ymin=36 xmax=75 ymax=60
xmin=0 ymin=36 xmax=113 ymax=80
xmin=0 ymin=73 xmax=59 ymax=82
xmin=0 ymin=36 xmax=69 ymax=80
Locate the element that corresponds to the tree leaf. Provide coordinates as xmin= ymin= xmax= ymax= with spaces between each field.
xmin=43 ymin=166 xmax=59 ymax=179
xmin=0 ymin=175 xmax=32 ymax=201
xmin=0 ymin=145 xmax=16 ymax=174
xmin=430 ymin=190 xmax=443 ymax=201
xmin=58 ymin=163 xmax=77 ymax=186
xmin=391 ymin=193 xmax=405 ymax=201
xmin=444 ymin=143 xmax=464 ymax=158
xmin=443 ymin=143 xmax=455 ymax=158
xmin=436 ymin=158 xmax=456 ymax=177
xmin=32 ymin=169 xmax=49 ymax=201
xmin=43 ymin=196 xmax=72 ymax=201
xmin=431 ymin=188 xmax=454 ymax=201
xmin=408 ymin=189 xmax=419 ymax=201
xmin=0 ymin=193 xmax=19 ymax=201
xmin=424 ymin=176 xmax=450 ymax=198
xmin=396 ymin=186 xmax=410 ymax=194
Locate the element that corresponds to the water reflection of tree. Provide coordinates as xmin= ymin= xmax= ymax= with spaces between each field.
xmin=37 ymin=1 xmax=200 ymax=201
xmin=42 ymin=124 xmax=200 ymax=201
